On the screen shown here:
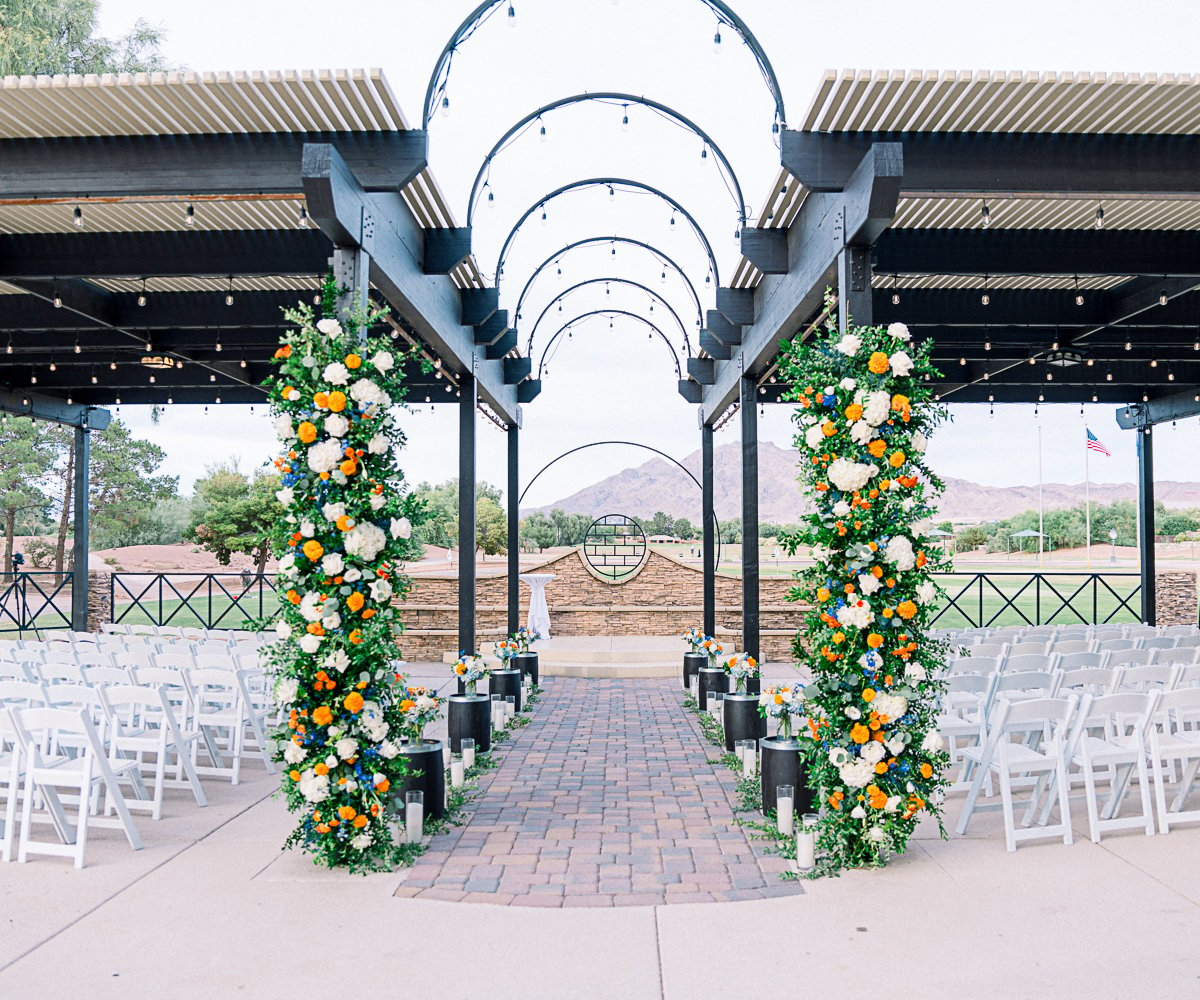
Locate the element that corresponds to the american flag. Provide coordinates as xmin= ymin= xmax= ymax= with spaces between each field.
xmin=1086 ymin=428 xmax=1111 ymax=457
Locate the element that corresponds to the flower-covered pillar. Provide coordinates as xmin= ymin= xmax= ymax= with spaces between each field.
xmin=777 ymin=306 xmax=949 ymax=873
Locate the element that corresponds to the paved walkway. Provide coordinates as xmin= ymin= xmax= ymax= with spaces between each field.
xmin=397 ymin=678 xmax=802 ymax=906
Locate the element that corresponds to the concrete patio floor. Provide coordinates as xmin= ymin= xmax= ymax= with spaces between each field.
xmin=1 ymin=669 xmax=1197 ymax=999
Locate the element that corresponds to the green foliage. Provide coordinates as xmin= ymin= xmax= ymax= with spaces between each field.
xmin=954 ymin=525 xmax=990 ymax=552
xmin=0 ymin=0 xmax=171 ymax=76
xmin=410 ymin=479 xmax=504 ymax=551
xmin=189 ymin=462 xmax=283 ymax=571
xmin=475 ymin=495 xmax=507 ymax=556
xmin=672 ymin=517 xmax=696 ymax=540
xmin=718 ymin=518 xmax=742 ymax=544
xmin=646 ymin=510 xmax=675 ymax=536
xmin=519 ymin=507 xmax=592 ymax=551
xmin=87 ymin=419 xmax=179 ymax=549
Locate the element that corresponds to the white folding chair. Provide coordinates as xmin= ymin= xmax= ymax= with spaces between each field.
xmin=80 ymin=665 xmax=135 ymax=687
xmin=1050 ymin=640 xmax=1094 ymax=657
xmin=1057 ymin=650 xmax=1109 ymax=671
xmin=1059 ymin=666 xmax=1123 ymax=697
xmin=99 ymin=685 xmax=207 ymax=819
xmin=1059 ymin=691 xmax=1158 ymax=842
xmin=1147 ymin=689 xmax=1200 ymax=833
xmin=100 ymin=624 xmax=128 ymax=635
xmin=112 ymin=650 xmax=157 ymax=673
xmin=1007 ymin=641 xmax=1050 ymax=658
xmin=1141 ymin=636 xmax=1180 ymax=653
xmin=35 ymin=661 xmax=85 ymax=685
xmin=1001 ymin=653 xmax=1059 ymax=674
xmin=193 ymin=653 xmax=238 ymax=671
xmin=1107 ymin=648 xmax=1156 ymax=670
xmin=1118 ymin=664 xmax=1181 ymax=693
xmin=963 ymin=642 xmax=1009 ymax=660
xmin=11 ymin=706 xmax=145 ymax=867
xmin=988 ymin=670 xmax=1062 ymax=708
xmin=939 ymin=673 xmax=996 ymax=792
xmin=0 ymin=682 xmax=49 ymax=863
xmin=1174 ymin=635 xmax=1200 ymax=650
xmin=153 ymin=651 xmax=196 ymax=672
xmin=947 ymin=654 xmax=1004 ymax=676
xmin=956 ymin=695 xmax=1082 ymax=851
xmin=1094 ymin=638 xmax=1139 ymax=655
xmin=184 ymin=668 xmax=274 ymax=784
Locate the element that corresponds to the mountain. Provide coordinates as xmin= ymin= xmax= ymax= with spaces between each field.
xmin=528 ymin=441 xmax=1200 ymax=524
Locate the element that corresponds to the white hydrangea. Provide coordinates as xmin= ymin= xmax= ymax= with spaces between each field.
xmin=911 ymin=430 xmax=928 ymax=453
xmin=860 ymin=741 xmax=887 ymax=764
xmin=390 ymin=517 xmax=412 ymax=539
xmin=916 ymin=579 xmax=937 ymax=604
xmin=298 ymin=770 xmax=329 ymax=803
xmin=804 ymin=422 xmax=827 ymax=451
xmin=885 ymin=534 xmax=916 ymax=571
xmin=378 ymin=740 xmax=400 ymax=759
xmin=885 ymin=795 xmax=903 ymax=813
xmin=836 ymin=600 xmax=874 ymax=631
xmin=368 ymin=434 xmax=388 ymax=455
xmin=299 ymin=594 xmax=322 ymax=623
xmin=886 ymin=737 xmax=906 ymax=756
xmin=324 ymin=413 xmax=349 ymax=437
xmin=839 ymin=377 xmax=857 ymax=391
xmin=323 ymin=362 xmax=349 ymax=385
xmin=321 ymin=552 xmax=345 ymax=576
xmin=863 ymin=390 xmax=891 ymax=426
xmin=833 ymin=500 xmax=852 ymax=517
xmin=278 ymin=553 xmax=297 ymax=577
xmin=322 ymin=612 xmax=342 ymax=632
xmin=810 ymin=544 xmax=832 ymax=565
xmin=867 ymin=826 xmax=887 ymax=843
xmin=299 ymin=633 xmax=322 ymax=654
xmin=890 ymin=351 xmax=914 ymax=377
xmin=359 ymin=702 xmax=389 ymax=742
xmin=316 ymin=318 xmax=342 ymax=339
xmin=907 ymin=662 xmax=928 ymax=683
xmin=839 ymin=760 xmax=876 ymax=789
xmin=836 ymin=333 xmax=862 ymax=356
xmin=887 ymin=322 xmax=911 ymax=341
xmin=283 ymin=741 xmax=307 ymax=765
xmin=850 ymin=420 xmax=874 ymax=446
xmin=322 ymin=502 xmax=346 ymax=522
xmin=922 ymin=730 xmax=945 ymax=753
xmin=850 ymin=804 xmax=867 ymax=820
xmin=345 ymin=522 xmax=387 ymax=562
xmin=827 ymin=458 xmax=876 ymax=492
xmin=275 ymin=620 xmax=292 ymax=640
xmin=307 ymin=438 xmax=344 ymax=474
xmin=873 ymin=692 xmax=908 ymax=720
xmin=858 ymin=573 xmax=882 ymax=596
xmin=349 ymin=379 xmax=390 ymax=408
xmin=275 ymin=487 xmax=294 ymax=506
xmin=334 ymin=737 xmax=358 ymax=760
xmin=299 ymin=521 xmax=315 ymax=538
xmin=351 ymin=834 xmax=372 ymax=850
xmin=323 ymin=648 xmax=351 ymax=674
xmin=371 ymin=351 xmax=394 ymax=373
xmin=274 ymin=415 xmax=293 ymax=439
xmin=369 ymin=494 xmax=387 ymax=510
xmin=275 ymin=677 xmax=299 ymax=704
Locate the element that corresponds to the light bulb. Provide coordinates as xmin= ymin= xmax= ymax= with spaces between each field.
xmin=1075 ymin=292 xmax=1085 ymax=306
xmin=981 ymin=203 xmax=991 ymax=228
xmin=713 ymin=28 xmax=721 ymax=53
xmin=137 ymin=292 xmax=146 ymax=307
xmin=441 ymin=96 xmax=450 ymax=118
xmin=608 ymin=185 xmax=615 ymax=201
xmin=110 ymin=361 xmax=116 ymax=370
xmin=53 ymin=295 xmax=62 ymax=309
xmin=298 ymin=205 xmax=309 ymax=228
xmin=1159 ymin=289 xmax=1168 ymax=306
xmin=487 ymin=189 xmax=495 ymax=208
xmin=185 ymin=204 xmax=195 ymax=226
xmin=215 ymin=341 xmax=223 ymax=352
xmin=1150 ymin=358 xmax=1157 ymax=367
xmin=1095 ymin=205 xmax=1104 ymax=229
xmin=91 ymin=374 xmax=97 ymax=384
xmin=701 ymin=145 xmax=707 ymax=159
xmin=48 ymin=361 xmax=56 ymax=371
xmin=621 ymin=109 xmax=630 ymax=131
xmin=539 ymin=122 xmax=546 ymax=142
xmin=1124 ymin=340 xmax=1132 ymax=351
xmin=507 ymin=3 xmax=515 ymax=26
xmin=891 ymin=292 xmax=900 ymax=306
xmin=73 ymin=343 xmax=80 ymax=354
xmin=73 ymin=206 xmax=83 ymax=229
xmin=984 ymin=339 xmax=991 ymax=351
xmin=225 ymin=292 xmax=234 ymax=306
xmin=981 ymin=292 xmax=990 ymax=306
xmin=540 ymin=207 xmax=547 ymax=225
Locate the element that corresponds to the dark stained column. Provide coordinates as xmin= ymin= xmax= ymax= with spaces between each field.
xmin=740 ymin=376 xmax=759 ymax=660
xmin=702 ymin=420 xmax=716 ymax=636
xmin=458 ymin=375 xmax=477 ymax=653
xmin=1137 ymin=424 xmax=1156 ymax=624
xmin=507 ymin=421 xmax=520 ymax=635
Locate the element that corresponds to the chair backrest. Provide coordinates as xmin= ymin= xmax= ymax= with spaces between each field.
xmin=180 ymin=627 xmax=208 ymax=641
xmin=0 ymin=678 xmax=48 ymax=706
xmin=990 ymin=670 xmax=1061 ymax=703
xmin=153 ymin=651 xmax=196 ymax=672
xmin=10 ymin=648 xmax=44 ymax=666
xmin=194 ymin=653 xmax=238 ymax=671
xmin=112 ymin=650 xmax=156 ymax=671
xmin=1057 ymin=650 xmax=1108 ymax=671
xmin=1094 ymin=638 xmax=1138 ymax=653
xmin=1107 ymin=648 xmax=1156 ymax=669
xmin=1173 ymin=664 xmax=1200 ymax=689
xmin=1140 ymin=636 xmax=1179 ymax=651
xmin=1067 ymin=690 xmax=1158 ymax=757
xmin=0 ymin=660 xmax=34 ymax=682
xmin=1175 ymin=634 xmax=1200 ymax=648
xmin=1155 ymin=648 xmax=1200 ymax=668
xmin=1002 ymin=653 xmax=1059 ymax=674
xmin=186 ymin=667 xmax=240 ymax=711
xmin=1059 ymin=666 xmax=1122 ymax=696
xmin=1118 ymin=664 xmax=1180 ymax=692
xmin=1050 ymin=640 xmax=1093 ymax=656
xmin=966 ymin=642 xmax=1008 ymax=659
xmin=99 ymin=683 xmax=179 ymax=737
xmin=1007 ymin=641 xmax=1049 ymax=657
xmin=72 ymin=651 xmax=114 ymax=670
xmin=81 ymin=665 xmax=134 ymax=687
xmin=1091 ymin=629 xmax=1127 ymax=644
xmin=100 ymin=623 xmax=129 ymax=635
xmin=1149 ymin=687 xmax=1200 ymax=735
xmin=985 ymin=694 xmax=1081 ymax=756
xmin=35 ymin=661 xmax=85 ymax=684
xmin=156 ymin=626 xmax=184 ymax=638
xmin=12 ymin=705 xmax=98 ymax=761
xmin=43 ymin=646 xmax=80 ymax=665
xmin=126 ymin=623 xmax=156 ymax=636
xmin=947 ymin=654 xmax=1004 ymax=675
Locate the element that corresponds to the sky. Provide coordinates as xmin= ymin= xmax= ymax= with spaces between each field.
xmin=96 ymin=0 xmax=1200 ymax=504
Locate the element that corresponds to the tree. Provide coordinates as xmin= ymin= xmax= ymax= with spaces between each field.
xmin=0 ymin=416 xmax=60 ymax=566
xmin=955 ymin=525 xmax=990 ymax=552
xmin=0 ymin=0 xmax=171 ymax=77
xmin=476 ymin=496 xmax=507 ymax=556
xmin=189 ymin=463 xmax=282 ymax=573
xmin=520 ymin=512 xmax=557 ymax=552
xmin=410 ymin=479 xmax=504 ymax=549
xmin=646 ymin=511 xmax=675 ymax=537
xmin=672 ymin=517 xmax=696 ymax=541
xmin=718 ymin=518 xmax=742 ymax=544
xmin=1158 ymin=510 xmax=1199 ymax=537
xmin=87 ymin=419 xmax=179 ymax=549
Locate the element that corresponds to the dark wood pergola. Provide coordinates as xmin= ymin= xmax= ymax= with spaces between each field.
xmin=2 ymin=67 xmax=1197 ymax=640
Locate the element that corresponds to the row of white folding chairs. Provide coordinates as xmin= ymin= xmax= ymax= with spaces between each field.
xmin=952 ymin=635 xmax=1200 ymax=662
xmin=19 ymin=631 xmax=271 ymax=653
xmin=948 ymin=647 xmax=1200 ymax=678
xmin=101 ymin=623 xmax=269 ymax=644
xmin=952 ymin=688 xmax=1200 ymax=850
xmin=0 ymin=650 xmax=261 ymax=688
xmin=943 ymin=623 xmax=1199 ymax=645
xmin=0 ymin=642 xmax=261 ymax=672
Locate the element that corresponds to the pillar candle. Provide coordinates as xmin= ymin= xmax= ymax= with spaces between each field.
xmin=462 ymin=740 xmax=476 ymax=769
xmin=450 ymin=759 xmax=464 ymax=788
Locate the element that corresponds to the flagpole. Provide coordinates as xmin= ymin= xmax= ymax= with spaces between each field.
xmin=1085 ymin=428 xmax=1092 ymax=570
xmin=1038 ymin=424 xmax=1045 ymax=567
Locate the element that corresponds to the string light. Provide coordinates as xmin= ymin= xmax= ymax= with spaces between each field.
xmin=540 ymin=205 xmax=547 ymax=225
xmin=185 ymin=204 xmax=195 ymax=226
xmin=981 ymin=275 xmax=990 ymax=306
xmin=621 ymin=105 xmax=630 ymax=131
xmin=980 ymin=201 xmax=991 ymax=228
xmin=1095 ymin=204 xmax=1104 ymax=229
xmin=891 ymin=274 xmax=900 ymax=306
xmin=1124 ymin=339 xmax=1132 ymax=351
xmin=48 ymin=358 xmax=56 ymax=372
xmin=608 ymin=185 xmax=615 ymax=201
xmin=52 ymin=282 xmax=62 ymax=309
xmin=441 ymin=96 xmax=450 ymax=118
xmin=1159 ymin=281 xmax=1168 ymax=307
xmin=137 ymin=278 xmax=147 ymax=308
xmin=712 ymin=25 xmax=721 ymax=53
xmin=73 ymin=339 xmax=80 ymax=354
xmin=507 ymin=3 xmax=515 ymax=26
xmin=700 ymin=144 xmax=707 ymax=159
xmin=538 ymin=118 xmax=546 ymax=142
xmin=225 ymin=277 xmax=235 ymax=306
xmin=298 ymin=205 xmax=309 ymax=228
xmin=1074 ymin=275 xmax=1084 ymax=306
xmin=73 ymin=206 xmax=83 ymax=229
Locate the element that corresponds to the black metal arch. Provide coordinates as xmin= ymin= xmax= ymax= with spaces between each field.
xmin=494 ymin=178 xmax=719 ymax=290
xmin=537 ymin=310 xmax=682 ymax=379
xmin=513 ymin=237 xmax=705 ymax=337
xmin=422 ymin=0 xmax=787 ymax=132
xmin=525 ymin=278 xmax=693 ymax=357
xmin=466 ymin=92 xmax=747 ymax=228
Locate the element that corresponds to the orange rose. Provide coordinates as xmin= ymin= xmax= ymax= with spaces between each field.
xmin=862 ymin=688 xmax=876 ymax=702
xmin=891 ymin=394 xmax=910 ymax=410
xmin=400 ymin=698 xmax=416 ymax=712
xmin=843 ymin=403 xmax=863 ymax=422
xmin=288 ymin=769 xmax=301 ymax=781
xmin=335 ymin=515 xmax=354 ymax=531
xmin=866 ymin=633 xmax=884 ymax=649
xmin=344 ymin=691 xmax=364 ymax=714
xmin=850 ymin=723 xmax=870 ymax=744
xmin=349 ymin=629 xmax=364 ymax=644
xmin=302 ymin=540 xmax=324 ymax=561
xmin=874 ymin=761 xmax=889 ymax=775
xmin=312 ymin=706 xmax=333 ymax=726
xmin=313 ymin=391 xmax=330 ymax=409
xmin=352 ymin=814 xmax=368 ymax=828
xmin=376 ymin=779 xmax=390 ymax=794
xmin=867 ymin=439 xmax=887 ymax=458
xmin=286 ymin=589 xmax=301 ymax=604
xmin=338 ymin=805 xmax=356 ymax=821
xmin=314 ymin=762 xmax=329 ymax=776
xmin=345 ymin=353 xmax=362 ymax=369
xmin=868 ymin=351 xmax=889 ymax=374
xmin=327 ymin=391 xmax=347 ymax=412
xmin=297 ymin=421 xmax=317 ymax=444
xmin=346 ymin=592 xmax=365 ymax=613
xmin=816 ymin=587 xmax=830 ymax=602
xmin=897 ymin=600 xmax=918 ymax=620
xmin=339 ymin=459 xmax=357 ymax=476
xmin=362 ymin=608 xmax=376 ymax=619
xmin=889 ymin=450 xmax=906 ymax=468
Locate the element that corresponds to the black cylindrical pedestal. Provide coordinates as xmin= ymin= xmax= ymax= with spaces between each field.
xmin=447 ymin=694 xmax=491 ymax=754
xmin=722 ymin=693 xmax=767 ymax=752
xmin=514 ymin=651 xmax=539 ymax=686
xmin=683 ymin=652 xmax=705 ymax=690
xmin=397 ymin=739 xmax=446 ymax=820
xmin=760 ymin=736 xmax=816 ymax=817
xmin=697 ymin=666 xmax=729 ymax=711
xmin=489 ymin=668 xmax=522 ymax=713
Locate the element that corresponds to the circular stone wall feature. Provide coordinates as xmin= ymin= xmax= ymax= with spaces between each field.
xmin=583 ymin=513 xmax=648 ymax=581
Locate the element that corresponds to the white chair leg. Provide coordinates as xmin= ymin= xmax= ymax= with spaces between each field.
xmin=1056 ymin=756 xmax=1073 ymax=846
xmin=1153 ymin=754 xmax=1172 ymax=834
xmin=999 ymin=766 xmax=1017 ymax=852
xmin=1082 ymin=760 xmax=1101 ymax=843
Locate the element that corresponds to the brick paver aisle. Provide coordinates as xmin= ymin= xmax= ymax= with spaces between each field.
xmin=396 ymin=678 xmax=804 ymax=907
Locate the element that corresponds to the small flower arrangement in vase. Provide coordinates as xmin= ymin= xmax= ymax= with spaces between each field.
xmin=758 ymin=684 xmax=806 ymax=740
xmin=396 ymin=684 xmax=443 ymax=742
xmin=452 ymin=653 xmax=489 ymax=696
xmin=700 ymin=636 xmax=725 ymax=666
xmin=723 ymin=652 xmax=759 ymax=693
xmin=513 ymin=626 xmax=541 ymax=652
xmin=493 ymin=638 xmax=520 ymax=667
xmin=681 ymin=626 xmax=705 ymax=652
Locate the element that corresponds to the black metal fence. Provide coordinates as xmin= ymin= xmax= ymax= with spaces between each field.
xmin=110 ymin=573 xmax=280 ymax=630
xmin=0 ymin=572 xmax=73 ymax=633
xmin=929 ymin=572 xmax=1143 ymax=629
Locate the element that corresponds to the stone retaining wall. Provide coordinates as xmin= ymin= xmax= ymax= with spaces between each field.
xmin=395 ymin=548 xmax=805 ymax=662
xmin=1155 ymin=571 xmax=1198 ymax=626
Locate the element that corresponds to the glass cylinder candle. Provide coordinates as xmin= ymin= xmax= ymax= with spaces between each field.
xmin=795 ymin=813 xmax=818 ymax=871
xmin=450 ymin=758 xmax=465 ymax=788
xmin=461 ymin=737 xmax=476 ymax=770
xmin=405 ymin=790 xmax=424 ymax=844
xmin=505 ymin=695 xmax=516 ymax=720
xmin=776 ymin=784 xmax=794 ymax=835
xmin=742 ymin=740 xmax=757 ymax=779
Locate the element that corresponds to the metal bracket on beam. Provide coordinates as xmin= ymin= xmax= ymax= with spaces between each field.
xmin=0 ymin=388 xmax=110 ymax=429
xmin=739 ymin=229 xmax=788 ymax=274
xmin=687 ymin=357 xmax=716 ymax=385
xmin=1116 ymin=392 xmax=1200 ymax=429
xmin=699 ymin=330 xmax=731 ymax=360
xmin=716 ymin=287 xmax=755 ymax=326
xmin=474 ymin=310 xmax=510 ymax=347
xmin=678 ymin=379 xmax=704 ymax=404
xmin=460 ymin=287 xmax=499 ymax=326
xmin=516 ymin=379 xmax=542 ymax=403
xmin=707 ymin=309 xmax=743 ymax=348
xmin=484 ymin=328 xmax=518 ymax=360
xmin=423 ymin=228 xmax=472 ymax=275
xmin=502 ymin=357 xmax=532 ymax=384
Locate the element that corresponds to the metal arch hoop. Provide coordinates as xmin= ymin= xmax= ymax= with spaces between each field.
xmin=421 ymin=0 xmax=787 ymax=132
xmin=513 ymin=237 xmax=704 ymax=338
xmin=465 ymin=92 xmax=747 ymax=228
xmin=525 ymin=278 xmax=692 ymax=357
xmin=494 ymin=178 xmax=719 ymax=291
xmin=537 ymin=310 xmax=682 ymax=379
xmin=517 ymin=439 xmax=722 ymax=565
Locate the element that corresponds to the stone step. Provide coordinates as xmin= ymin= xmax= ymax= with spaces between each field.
xmin=542 ymin=660 xmax=679 ymax=679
